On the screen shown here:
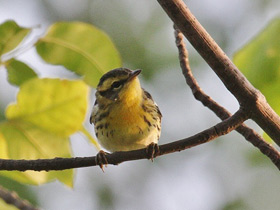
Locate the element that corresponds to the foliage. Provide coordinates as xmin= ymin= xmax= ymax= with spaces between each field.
xmin=5 ymin=59 xmax=37 ymax=86
xmin=0 ymin=20 xmax=30 ymax=56
xmin=234 ymin=18 xmax=280 ymax=142
xmin=36 ymin=22 xmax=121 ymax=87
xmin=0 ymin=14 xmax=279 ymax=191
xmin=0 ymin=20 xmax=121 ymax=186
xmin=0 ymin=199 xmax=19 ymax=210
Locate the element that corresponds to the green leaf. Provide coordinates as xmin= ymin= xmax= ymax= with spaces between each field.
xmin=233 ymin=18 xmax=280 ymax=141
xmin=0 ymin=199 xmax=19 ymax=210
xmin=234 ymin=18 xmax=280 ymax=89
xmin=0 ymin=176 xmax=39 ymax=206
xmin=5 ymin=59 xmax=37 ymax=86
xmin=0 ymin=121 xmax=73 ymax=186
xmin=0 ymin=20 xmax=30 ymax=56
xmin=0 ymin=78 xmax=89 ymax=186
xmin=36 ymin=21 xmax=122 ymax=87
xmin=6 ymin=78 xmax=89 ymax=137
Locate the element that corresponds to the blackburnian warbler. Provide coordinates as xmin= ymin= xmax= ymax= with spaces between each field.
xmin=90 ymin=68 xmax=162 ymax=153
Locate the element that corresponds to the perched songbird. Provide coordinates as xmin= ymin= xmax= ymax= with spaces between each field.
xmin=90 ymin=68 xmax=162 ymax=153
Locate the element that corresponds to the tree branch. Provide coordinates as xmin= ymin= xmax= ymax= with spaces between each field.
xmin=1 ymin=0 xmax=277 ymax=174
xmin=0 ymin=186 xmax=39 ymax=210
xmin=157 ymin=0 xmax=280 ymax=146
xmin=0 ymin=109 xmax=247 ymax=171
xmin=174 ymin=26 xmax=280 ymax=170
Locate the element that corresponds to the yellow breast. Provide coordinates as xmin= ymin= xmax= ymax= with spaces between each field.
xmin=93 ymin=75 xmax=161 ymax=152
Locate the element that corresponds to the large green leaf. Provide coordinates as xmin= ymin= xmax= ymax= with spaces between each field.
xmin=6 ymin=78 xmax=89 ymax=137
xmin=234 ymin=18 xmax=280 ymax=89
xmin=0 ymin=121 xmax=73 ymax=186
xmin=233 ymin=18 xmax=280 ymax=141
xmin=0 ymin=20 xmax=30 ymax=56
xmin=0 ymin=78 xmax=87 ymax=186
xmin=5 ymin=59 xmax=37 ymax=86
xmin=36 ymin=21 xmax=122 ymax=87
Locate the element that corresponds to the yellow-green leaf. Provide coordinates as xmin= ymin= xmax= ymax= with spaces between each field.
xmin=5 ymin=59 xmax=37 ymax=86
xmin=234 ymin=18 xmax=280 ymax=89
xmin=0 ymin=121 xmax=73 ymax=186
xmin=233 ymin=17 xmax=280 ymax=141
xmin=6 ymin=78 xmax=89 ymax=137
xmin=0 ymin=20 xmax=30 ymax=56
xmin=0 ymin=199 xmax=19 ymax=210
xmin=36 ymin=21 xmax=122 ymax=87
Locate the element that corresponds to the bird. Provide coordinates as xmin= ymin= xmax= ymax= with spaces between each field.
xmin=90 ymin=68 xmax=162 ymax=166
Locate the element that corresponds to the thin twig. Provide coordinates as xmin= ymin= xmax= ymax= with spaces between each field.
xmin=0 ymin=186 xmax=39 ymax=210
xmin=174 ymin=25 xmax=280 ymax=170
xmin=0 ymin=109 xmax=247 ymax=171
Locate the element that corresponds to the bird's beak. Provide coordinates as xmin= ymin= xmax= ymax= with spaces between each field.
xmin=127 ymin=69 xmax=141 ymax=82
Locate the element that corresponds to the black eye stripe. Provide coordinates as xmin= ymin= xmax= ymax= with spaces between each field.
xmin=99 ymin=79 xmax=127 ymax=99
xmin=99 ymin=89 xmax=111 ymax=98
xmin=111 ymin=79 xmax=126 ymax=89
xmin=111 ymin=81 xmax=121 ymax=88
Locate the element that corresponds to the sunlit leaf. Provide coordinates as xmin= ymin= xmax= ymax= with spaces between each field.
xmin=0 ymin=121 xmax=73 ymax=186
xmin=234 ymin=18 xmax=280 ymax=89
xmin=233 ymin=18 xmax=280 ymax=141
xmin=36 ymin=21 xmax=122 ymax=87
xmin=5 ymin=59 xmax=37 ymax=86
xmin=1 ymin=78 xmax=88 ymax=185
xmin=6 ymin=78 xmax=89 ymax=137
xmin=0 ymin=20 xmax=30 ymax=56
xmin=0 ymin=132 xmax=8 ymax=159
xmin=0 ymin=199 xmax=19 ymax=210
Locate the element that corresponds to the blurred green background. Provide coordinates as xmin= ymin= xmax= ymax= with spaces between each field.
xmin=0 ymin=0 xmax=280 ymax=209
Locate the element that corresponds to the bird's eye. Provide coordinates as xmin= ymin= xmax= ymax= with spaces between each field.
xmin=111 ymin=81 xmax=122 ymax=89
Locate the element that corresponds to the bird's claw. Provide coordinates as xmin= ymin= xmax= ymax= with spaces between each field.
xmin=146 ymin=142 xmax=160 ymax=161
xmin=95 ymin=150 xmax=109 ymax=172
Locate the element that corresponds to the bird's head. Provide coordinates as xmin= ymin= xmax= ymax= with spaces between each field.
xmin=96 ymin=68 xmax=142 ymax=106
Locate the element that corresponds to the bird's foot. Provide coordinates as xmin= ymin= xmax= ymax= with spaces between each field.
xmin=146 ymin=142 xmax=160 ymax=161
xmin=95 ymin=150 xmax=109 ymax=172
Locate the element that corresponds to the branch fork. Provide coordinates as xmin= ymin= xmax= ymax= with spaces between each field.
xmin=0 ymin=0 xmax=279 ymax=175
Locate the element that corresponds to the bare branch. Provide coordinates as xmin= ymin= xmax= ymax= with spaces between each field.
xmin=174 ymin=26 xmax=280 ymax=170
xmin=0 ymin=109 xmax=247 ymax=171
xmin=157 ymin=0 xmax=280 ymax=145
xmin=1 ymin=0 xmax=278 ymax=174
xmin=0 ymin=186 xmax=39 ymax=210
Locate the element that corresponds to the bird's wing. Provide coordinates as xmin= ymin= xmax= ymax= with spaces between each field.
xmin=89 ymin=100 xmax=98 ymax=124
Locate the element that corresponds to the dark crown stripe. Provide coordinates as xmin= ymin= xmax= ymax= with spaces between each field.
xmin=98 ymin=68 xmax=132 ymax=87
